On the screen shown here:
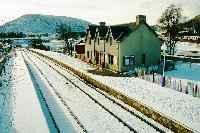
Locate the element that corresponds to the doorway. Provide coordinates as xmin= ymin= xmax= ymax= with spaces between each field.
xmin=142 ymin=54 xmax=146 ymax=65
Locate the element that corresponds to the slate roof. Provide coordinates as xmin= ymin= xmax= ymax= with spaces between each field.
xmin=87 ymin=22 xmax=158 ymax=41
xmin=110 ymin=23 xmax=135 ymax=41
xmin=87 ymin=25 xmax=97 ymax=39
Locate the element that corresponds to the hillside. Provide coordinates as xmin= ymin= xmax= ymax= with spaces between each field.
xmin=0 ymin=14 xmax=91 ymax=34
xmin=180 ymin=15 xmax=200 ymax=35
xmin=189 ymin=15 xmax=200 ymax=22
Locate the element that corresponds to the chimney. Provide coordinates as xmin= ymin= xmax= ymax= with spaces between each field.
xmin=99 ymin=22 xmax=106 ymax=26
xmin=136 ymin=15 xmax=146 ymax=25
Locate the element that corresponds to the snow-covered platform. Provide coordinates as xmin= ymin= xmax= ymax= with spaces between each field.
xmin=0 ymin=50 xmax=58 ymax=133
xmin=31 ymin=49 xmax=200 ymax=132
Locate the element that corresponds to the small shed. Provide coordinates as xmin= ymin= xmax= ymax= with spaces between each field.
xmin=75 ymin=43 xmax=85 ymax=60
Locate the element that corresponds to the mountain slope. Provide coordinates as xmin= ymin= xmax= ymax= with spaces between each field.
xmin=0 ymin=14 xmax=91 ymax=33
xmin=180 ymin=15 xmax=200 ymax=35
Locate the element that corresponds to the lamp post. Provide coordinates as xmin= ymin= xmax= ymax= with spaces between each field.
xmin=161 ymin=42 xmax=167 ymax=87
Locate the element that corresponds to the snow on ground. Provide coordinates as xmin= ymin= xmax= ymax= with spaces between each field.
xmin=32 ymin=49 xmax=200 ymax=132
xmin=176 ymin=42 xmax=200 ymax=53
xmin=23 ymin=52 xmax=78 ymax=133
xmin=25 ymin=51 xmax=133 ymax=133
xmin=26 ymin=50 xmax=172 ymax=133
xmin=0 ymin=50 xmax=57 ymax=133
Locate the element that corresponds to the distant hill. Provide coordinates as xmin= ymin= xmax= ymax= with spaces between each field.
xmin=0 ymin=14 xmax=91 ymax=34
xmin=180 ymin=15 xmax=200 ymax=35
xmin=183 ymin=15 xmax=200 ymax=27
xmin=187 ymin=15 xmax=200 ymax=23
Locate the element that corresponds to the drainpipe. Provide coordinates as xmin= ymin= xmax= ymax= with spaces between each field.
xmin=117 ymin=41 xmax=120 ymax=72
xmin=103 ymin=38 xmax=105 ymax=68
xmin=93 ymin=39 xmax=95 ymax=63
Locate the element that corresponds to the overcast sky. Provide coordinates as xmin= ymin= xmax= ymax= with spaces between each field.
xmin=0 ymin=0 xmax=199 ymax=25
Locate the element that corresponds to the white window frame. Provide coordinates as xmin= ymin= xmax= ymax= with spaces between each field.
xmin=124 ymin=56 xmax=135 ymax=66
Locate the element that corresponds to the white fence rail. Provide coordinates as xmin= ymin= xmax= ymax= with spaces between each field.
xmin=138 ymin=73 xmax=200 ymax=98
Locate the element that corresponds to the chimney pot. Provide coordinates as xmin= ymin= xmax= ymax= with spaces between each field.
xmin=136 ymin=15 xmax=146 ymax=25
xmin=99 ymin=22 xmax=106 ymax=26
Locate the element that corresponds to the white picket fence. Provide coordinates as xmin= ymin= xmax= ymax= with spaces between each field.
xmin=138 ymin=73 xmax=200 ymax=98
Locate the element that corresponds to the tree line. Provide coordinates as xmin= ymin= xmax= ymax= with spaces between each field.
xmin=0 ymin=32 xmax=26 ymax=38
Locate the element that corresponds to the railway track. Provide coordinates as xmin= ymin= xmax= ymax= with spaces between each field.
xmin=29 ymin=51 xmax=169 ymax=133
xmin=24 ymin=52 xmax=138 ymax=133
xmin=31 ymin=52 xmax=168 ymax=132
xmin=22 ymin=52 xmax=88 ymax=133
xmin=24 ymin=50 xmax=171 ymax=133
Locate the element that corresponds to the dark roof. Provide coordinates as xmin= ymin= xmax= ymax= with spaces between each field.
xmin=87 ymin=24 xmax=97 ymax=39
xmin=110 ymin=23 xmax=135 ymax=41
xmin=87 ymin=24 xmax=109 ymax=40
xmin=98 ymin=26 xmax=109 ymax=39
xmin=87 ymin=22 xmax=158 ymax=41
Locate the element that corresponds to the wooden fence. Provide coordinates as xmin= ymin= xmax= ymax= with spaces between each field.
xmin=138 ymin=73 xmax=200 ymax=98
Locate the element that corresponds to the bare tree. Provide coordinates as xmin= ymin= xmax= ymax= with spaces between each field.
xmin=56 ymin=24 xmax=72 ymax=55
xmin=56 ymin=24 xmax=78 ymax=56
xmin=159 ymin=4 xmax=182 ymax=55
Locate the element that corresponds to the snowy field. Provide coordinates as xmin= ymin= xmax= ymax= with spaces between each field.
xmin=176 ymin=42 xmax=200 ymax=53
xmin=31 ymin=49 xmax=200 ymax=132
xmin=176 ymin=42 xmax=200 ymax=52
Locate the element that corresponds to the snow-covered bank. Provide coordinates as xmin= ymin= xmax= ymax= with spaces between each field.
xmin=31 ymin=49 xmax=200 ymax=132
xmin=0 ymin=54 xmax=15 ymax=133
xmin=0 ymin=50 xmax=57 ymax=133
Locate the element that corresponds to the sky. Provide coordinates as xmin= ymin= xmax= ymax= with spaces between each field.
xmin=0 ymin=0 xmax=200 ymax=25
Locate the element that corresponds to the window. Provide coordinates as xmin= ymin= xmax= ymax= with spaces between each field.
xmin=124 ymin=56 xmax=135 ymax=66
xmin=87 ymin=51 xmax=90 ymax=58
xmin=89 ymin=38 xmax=92 ymax=44
xmin=108 ymin=54 xmax=114 ymax=65
xmin=110 ymin=37 xmax=113 ymax=46
xmin=100 ymin=52 xmax=102 ymax=64
xmin=98 ymin=38 xmax=100 ymax=45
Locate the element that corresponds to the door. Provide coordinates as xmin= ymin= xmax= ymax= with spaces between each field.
xmin=96 ymin=51 xmax=99 ymax=64
xmin=142 ymin=54 xmax=146 ymax=65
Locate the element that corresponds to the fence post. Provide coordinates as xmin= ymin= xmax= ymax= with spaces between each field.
xmin=195 ymin=84 xmax=198 ymax=97
xmin=180 ymin=80 xmax=182 ymax=92
xmin=192 ymin=83 xmax=195 ymax=96
xmin=185 ymin=86 xmax=188 ymax=94
xmin=161 ymin=76 xmax=165 ymax=87
xmin=153 ymin=73 xmax=155 ymax=83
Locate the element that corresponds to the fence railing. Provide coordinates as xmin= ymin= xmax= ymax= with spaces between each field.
xmin=138 ymin=73 xmax=200 ymax=98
